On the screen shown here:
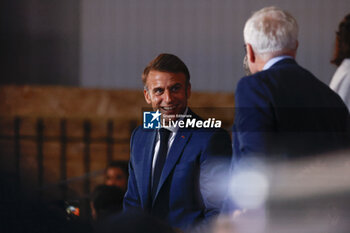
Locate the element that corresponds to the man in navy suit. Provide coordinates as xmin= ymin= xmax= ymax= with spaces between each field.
xmin=233 ymin=6 xmax=349 ymax=160
xmin=123 ymin=54 xmax=232 ymax=231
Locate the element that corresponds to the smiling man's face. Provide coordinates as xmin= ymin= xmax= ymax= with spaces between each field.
xmin=144 ymin=70 xmax=191 ymax=121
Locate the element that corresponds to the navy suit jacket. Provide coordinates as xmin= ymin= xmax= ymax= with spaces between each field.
xmin=124 ymin=109 xmax=232 ymax=230
xmin=233 ymin=58 xmax=349 ymax=159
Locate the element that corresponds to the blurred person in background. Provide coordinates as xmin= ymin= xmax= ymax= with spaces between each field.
xmin=104 ymin=160 xmax=128 ymax=191
xmin=330 ymin=13 xmax=350 ymax=111
xmin=90 ymin=185 xmax=124 ymax=222
xmin=0 ymin=174 xmax=93 ymax=233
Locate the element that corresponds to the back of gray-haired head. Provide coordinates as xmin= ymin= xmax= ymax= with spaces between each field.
xmin=244 ymin=6 xmax=299 ymax=55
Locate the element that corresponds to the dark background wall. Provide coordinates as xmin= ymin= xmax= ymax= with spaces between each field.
xmin=1 ymin=0 xmax=350 ymax=92
xmin=80 ymin=0 xmax=350 ymax=92
xmin=1 ymin=0 xmax=80 ymax=86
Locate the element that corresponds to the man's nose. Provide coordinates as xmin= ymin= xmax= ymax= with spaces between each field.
xmin=163 ymin=90 xmax=173 ymax=103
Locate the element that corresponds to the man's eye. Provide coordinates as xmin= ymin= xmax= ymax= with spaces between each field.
xmin=154 ymin=89 xmax=163 ymax=95
xmin=171 ymin=85 xmax=181 ymax=92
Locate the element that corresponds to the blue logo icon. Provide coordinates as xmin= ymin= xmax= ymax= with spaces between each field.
xmin=143 ymin=110 xmax=161 ymax=129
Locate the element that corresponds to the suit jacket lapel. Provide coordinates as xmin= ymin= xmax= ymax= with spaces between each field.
xmin=152 ymin=127 xmax=193 ymax=205
xmin=140 ymin=129 xmax=157 ymax=209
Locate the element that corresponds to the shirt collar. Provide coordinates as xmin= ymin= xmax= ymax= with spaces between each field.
xmin=263 ymin=55 xmax=294 ymax=70
xmin=162 ymin=107 xmax=188 ymax=134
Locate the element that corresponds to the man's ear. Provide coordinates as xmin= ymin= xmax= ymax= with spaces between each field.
xmin=246 ymin=43 xmax=256 ymax=63
xmin=144 ymin=88 xmax=152 ymax=104
xmin=293 ymin=40 xmax=299 ymax=58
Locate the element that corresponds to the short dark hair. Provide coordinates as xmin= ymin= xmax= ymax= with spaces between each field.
xmin=142 ymin=53 xmax=190 ymax=86
xmin=331 ymin=14 xmax=350 ymax=66
xmin=91 ymin=185 xmax=124 ymax=219
xmin=106 ymin=160 xmax=128 ymax=176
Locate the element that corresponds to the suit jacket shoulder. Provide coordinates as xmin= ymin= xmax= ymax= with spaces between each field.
xmin=233 ymin=59 xmax=349 ymax=158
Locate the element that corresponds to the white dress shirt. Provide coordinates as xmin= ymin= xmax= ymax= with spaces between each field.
xmin=330 ymin=58 xmax=350 ymax=111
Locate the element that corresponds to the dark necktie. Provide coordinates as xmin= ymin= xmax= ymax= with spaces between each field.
xmin=151 ymin=128 xmax=171 ymax=200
